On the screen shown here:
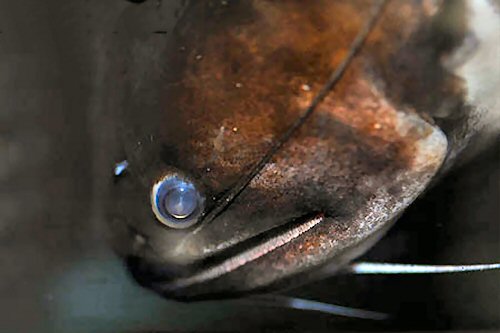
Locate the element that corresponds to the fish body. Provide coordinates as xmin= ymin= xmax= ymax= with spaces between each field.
xmin=108 ymin=0 xmax=499 ymax=300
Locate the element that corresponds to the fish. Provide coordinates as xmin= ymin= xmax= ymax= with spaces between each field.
xmin=106 ymin=0 xmax=500 ymax=311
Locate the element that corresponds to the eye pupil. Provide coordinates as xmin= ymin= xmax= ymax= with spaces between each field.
xmin=151 ymin=174 xmax=204 ymax=228
xmin=164 ymin=186 xmax=198 ymax=219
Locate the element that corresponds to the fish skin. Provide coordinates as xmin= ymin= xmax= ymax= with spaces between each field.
xmin=107 ymin=0 xmax=499 ymax=300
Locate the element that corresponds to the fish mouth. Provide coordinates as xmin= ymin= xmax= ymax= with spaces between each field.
xmin=127 ymin=213 xmax=324 ymax=300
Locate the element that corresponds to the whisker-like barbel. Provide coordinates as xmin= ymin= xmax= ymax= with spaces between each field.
xmin=246 ymin=295 xmax=389 ymax=320
xmin=347 ymin=262 xmax=500 ymax=274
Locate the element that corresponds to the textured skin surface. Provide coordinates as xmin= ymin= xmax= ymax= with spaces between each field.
xmin=108 ymin=0 xmax=456 ymax=299
xmin=0 ymin=0 xmax=498 ymax=331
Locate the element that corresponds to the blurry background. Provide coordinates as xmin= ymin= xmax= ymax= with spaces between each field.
xmin=0 ymin=0 xmax=498 ymax=331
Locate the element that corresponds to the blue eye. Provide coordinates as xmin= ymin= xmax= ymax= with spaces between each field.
xmin=151 ymin=175 xmax=204 ymax=228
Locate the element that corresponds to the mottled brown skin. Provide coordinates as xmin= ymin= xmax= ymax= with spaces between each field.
xmin=157 ymin=0 xmax=375 ymax=200
xmin=110 ymin=0 xmax=467 ymax=300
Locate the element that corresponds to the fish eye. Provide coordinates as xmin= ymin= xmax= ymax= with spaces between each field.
xmin=151 ymin=174 xmax=204 ymax=229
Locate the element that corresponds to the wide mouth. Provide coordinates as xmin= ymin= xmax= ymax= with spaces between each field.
xmin=125 ymin=213 xmax=325 ymax=296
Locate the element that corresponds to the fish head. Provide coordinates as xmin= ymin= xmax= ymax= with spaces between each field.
xmin=107 ymin=0 xmax=469 ymax=300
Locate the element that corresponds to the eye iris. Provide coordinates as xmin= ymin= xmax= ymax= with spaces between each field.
xmin=164 ymin=186 xmax=198 ymax=219
xmin=151 ymin=174 xmax=204 ymax=228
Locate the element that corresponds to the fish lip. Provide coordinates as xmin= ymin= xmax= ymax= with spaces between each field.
xmin=149 ymin=213 xmax=325 ymax=294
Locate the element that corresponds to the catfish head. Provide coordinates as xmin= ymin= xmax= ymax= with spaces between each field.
xmin=107 ymin=0 xmax=495 ymax=300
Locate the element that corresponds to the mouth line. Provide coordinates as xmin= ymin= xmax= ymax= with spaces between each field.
xmin=155 ymin=213 xmax=324 ymax=291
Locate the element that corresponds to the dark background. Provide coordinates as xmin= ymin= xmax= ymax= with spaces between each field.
xmin=0 ymin=0 xmax=498 ymax=331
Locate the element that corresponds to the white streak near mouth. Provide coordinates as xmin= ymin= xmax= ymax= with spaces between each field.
xmin=161 ymin=215 xmax=324 ymax=290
